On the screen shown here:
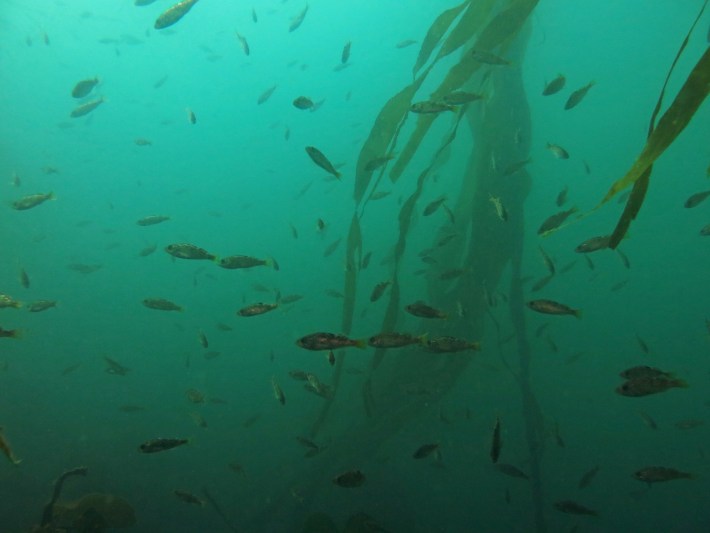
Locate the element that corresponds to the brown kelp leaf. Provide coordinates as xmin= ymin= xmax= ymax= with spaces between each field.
xmin=353 ymin=83 xmax=420 ymax=204
xmin=413 ymin=1 xmax=470 ymax=77
xmin=390 ymin=0 xmax=538 ymax=183
xmin=607 ymin=3 xmax=708 ymax=247
xmin=435 ymin=0 xmax=496 ymax=61
xmin=601 ymin=46 xmax=710 ymax=205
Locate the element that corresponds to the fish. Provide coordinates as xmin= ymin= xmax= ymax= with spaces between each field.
xmin=439 ymin=268 xmax=466 ymax=281
xmin=143 ymin=298 xmax=182 ymax=311
xmin=218 ymin=255 xmax=273 ymax=269
xmin=18 ymin=268 xmax=30 ymax=289
xmin=279 ymin=294 xmax=303 ymax=305
xmin=103 ymin=356 xmax=130 ymax=376
xmin=539 ymin=246 xmax=555 ymax=275
xmin=323 ymin=238 xmax=342 ymax=257
xmin=271 ymin=377 xmax=285 ymax=405
xmin=289 ymin=370 xmax=309 ymax=381
xmin=471 ymin=49 xmax=510 ymax=65
xmin=186 ymin=108 xmax=197 ymax=124
xmin=410 ymin=101 xmax=455 ymax=114
xmin=502 ymin=158 xmax=531 ymax=176
xmin=27 ymin=300 xmax=57 ymax=313
xmin=154 ymin=0 xmax=200 ymax=30
xmin=369 ymin=190 xmax=392 ymax=201
xmin=0 ymin=428 xmax=21 ymax=465
xmin=578 ymin=465 xmax=600 ymax=489
xmin=138 ymin=244 xmax=157 ymax=257
xmin=134 ymin=138 xmax=152 ymax=146
xmin=0 ymin=326 xmax=22 ymax=339
xmin=425 ymin=336 xmax=480 ymax=353
xmin=441 ymin=91 xmax=484 ymax=105
xmin=292 ymin=96 xmax=314 ymax=110
xmin=327 ymin=350 xmax=335 ymax=366
xmin=494 ymin=463 xmax=528 ymax=479
xmin=413 ymin=443 xmax=439 ymax=459
xmin=489 ymin=195 xmax=508 ymax=221
xmin=574 ymin=235 xmax=610 ymax=253
xmin=165 ymin=243 xmax=216 ymax=261
xmin=237 ymin=302 xmax=278 ymax=317
xmin=396 ymin=39 xmax=417 ymax=48
xmin=437 ymin=233 xmax=458 ymax=247
xmin=556 ymin=186 xmax=568 ymax=206
xmin=423 ymin=196 xmax=446 ymax=216
xmin=546 ymin=142 xmax=569 ymax=159
xmin=490 ymin=416 xmax=502 ymax=463
xmin=325 ymin=289 xmax=344 ymax=299
xmin=137 ymin=215 xmax=170 ymax=226
xmin=333 ymin=469 xmax=365 ymax=488
xmin=583 ymin=255 xmax=595 ymax=270
xmin=620 ymin=365 xmax=671 ymax=381
xmin=235 ymin=32 xmax=249 ymax=56
xmin=70 ymin=97 xmax=104 ymax=118
xmin=369 ymin=281 xmax=390 ymax=302
xmin=637 ymin=411 xmax=658 ymax=430
xmin=67 ymin=263 xmax=102 ymax=274
xmin=257 ymin=85 xmax=277 ymax=105
xmin=296 ymin=332 xmax=366 ymax=351
xmin=185 ymin=388 xmax=205 ymax=404
xmin=174 ymin=490 xmax=204 ymax=506
xmin=289 ymin=4 xmax=309 ymax=32
xmin=564 ymin=81 xmax=595 ymax=110
xmin=537 ymin=207 xmax=578 ymax=235
xmin=368 ymin=332 xmax=426 ymax=349
xmin=634 ymin=466 xmax=692 ymax=484
xmin=341 ymin=41 xmax=351 ymax=64
xmin=71 ymin=77 xmax=99 ymax=98
xmin=542 ymin=74 xmax=566 ymax=96
xmin=554 ymin=500 xmax=598 ymax=516
xmin=135 ymin=0 xmax=159 ymax=5
xmin=405 ymin=301 xmax=447 ymax=319
xmin=684 ymin=190 xmax=710 ymax=208
xmin=0 ymin=294 xmax=22 ymax=309
xmin=305 ymin=146 xmax=341 ymax=179
xmin=12 ymin=192 xmax=55 ymax=210
xmin=616 ymin=376 xmax=688 ymax=397
xmin=674 ymin=419 xmax=704 ymax=430
xmin=139 ymin=437 xmax=188 ymax=453
xmin=700 ymin=223 xmax=710 ymax=236
xmin=527 ymin=299 xmax=581 ymax=318
xmin=197 ymin=330 xmax=208 ymax=348
xmin=617 ymin=249 xmax=631 ymax=269
xmin=364 ymin=154 xmax=395 ymax=172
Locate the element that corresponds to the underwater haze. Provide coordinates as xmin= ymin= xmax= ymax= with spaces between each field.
xmin=1 ymin=0 xmax=710 ymax=532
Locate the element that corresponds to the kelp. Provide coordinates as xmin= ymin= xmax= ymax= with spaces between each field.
xmin=310 ymin=213 xmax=361 ymax=436
xmin=412 ymin=1 xmax=470 ymax=77
xmin=605 ymin=0 xmax=709 ymax=247
xmin=390 ymin=0 xmax=539 ymax=183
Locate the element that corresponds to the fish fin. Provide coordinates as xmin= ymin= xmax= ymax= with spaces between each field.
xmin=264 ymin=257 xmax=274 ymax=268
xmin=48 ymin=192 xmax=56 ymax=201
xmin=418 ymin=333 xmax=429 ymax=345
xmin=11 ymin=457 xmax=22 ymax=466
xmin=211 ymin=256 xmax=220 ymax=263
xmin=573 ymin=310 xmax=583 ymax=319
xmin=470 ymin=341 xmax=482 ymax=351
xmin=11 ymin=329 xmax=24 ymax=339
xmin=354 ymin=339 xmax=367 ymax=349
xmin=674 ymin=379 xmax=689 ymax=388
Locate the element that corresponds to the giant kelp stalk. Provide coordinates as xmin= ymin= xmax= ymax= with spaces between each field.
xmin=251 ymin=1 xmax=545 ymax=530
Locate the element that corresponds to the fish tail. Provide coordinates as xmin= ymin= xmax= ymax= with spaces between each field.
xmin=674 ymin=378 xmax=689 ymax=389
xmin=353 ymin=339 xmax=367 ymax=349
xmin=11 ymin=329 xmax=23 ymax=339
xmin=470 ymin=341 xmax=481 ymax=351
xmin=573 ymin=309 xmax=583 ymax=319
xmin=417 ymin=333 xmax=429 ymax=345
xmin=210 ymin=255 xmax=220 ymax=263
xmin=48 ymin=192 xmax=56 ymax=201
xmin=11 ymin=457 xmax=22 ymax=465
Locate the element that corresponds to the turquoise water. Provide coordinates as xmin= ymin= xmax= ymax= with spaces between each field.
xmin=1 ymin=1 xmax=709 ymax=532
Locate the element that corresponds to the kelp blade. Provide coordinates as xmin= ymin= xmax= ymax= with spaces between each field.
xmin=412 ymin=1 xmax=470 ymax=77
xmin=390 ymin=0 xmax=538 ymax=183
xmin=601 ymin=46 xmax=710 ymax=205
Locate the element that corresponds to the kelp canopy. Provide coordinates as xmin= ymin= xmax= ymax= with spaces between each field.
xmin=248 ymin=0 xmax=707 ymax=531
